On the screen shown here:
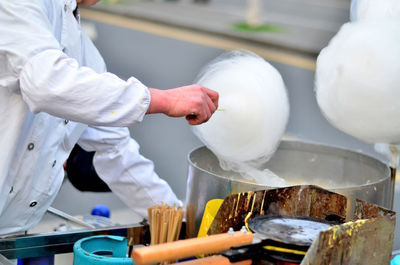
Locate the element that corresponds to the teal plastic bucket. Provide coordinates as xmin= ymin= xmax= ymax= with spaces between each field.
xmin=73 ymin=235 xmax=134 ymax=265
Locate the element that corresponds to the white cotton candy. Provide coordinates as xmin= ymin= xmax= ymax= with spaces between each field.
xmin=315 ymin=21 xmax=400 ymax=145
xmin=192 ymin=50 xmax=289 ymax=186
xmin=354 ymin=0 xmax=400 ymax=22
xmin=374 ymin=143 xmax=400 ymax=168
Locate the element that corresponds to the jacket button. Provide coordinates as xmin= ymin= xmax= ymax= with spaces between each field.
xmin=64 ymin=120 xmax=69 ymax=125
xmin=27 ymin=143 xmax=34 ymax=151
xmin=64 ymin=4 xmax=68 ymax=12
xmin=29 ymin=201 xmax=37 ymax=207
xmin=52 ymin=160 xmax=57 ymax=167
xmin=9 ymin=186 xmax=13 ymax=194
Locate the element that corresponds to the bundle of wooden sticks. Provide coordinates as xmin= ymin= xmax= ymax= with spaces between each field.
xmin=148 ymin=204 xmax=184 ymax=245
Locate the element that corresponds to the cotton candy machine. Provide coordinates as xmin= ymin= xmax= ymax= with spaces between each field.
xmin=133 ymin=186 xmax=395 ymax=265
xmin=185 ymin=140 xmax=392 ymax=236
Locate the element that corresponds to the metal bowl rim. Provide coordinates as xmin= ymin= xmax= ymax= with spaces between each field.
xmin=187 ymin=139 xmax=390 ymax=190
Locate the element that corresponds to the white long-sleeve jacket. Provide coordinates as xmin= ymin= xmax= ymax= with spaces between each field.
xmin=0 ymin=0 xmax=180 ymax=235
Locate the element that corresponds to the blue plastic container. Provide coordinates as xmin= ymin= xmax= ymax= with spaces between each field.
xmin=91 ymin=205 xmax=111 ymax=218
xmin=392 ymin=255 xmax=400 ymax=265
xmin=73 ymin=235 xmax=134 ymax=265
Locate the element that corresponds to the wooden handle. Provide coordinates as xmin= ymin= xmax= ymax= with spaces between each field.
xmin=131 ymin=231 xmax=253 ymax=265
xmin=170 ymin=255 xmax=252 ymax=265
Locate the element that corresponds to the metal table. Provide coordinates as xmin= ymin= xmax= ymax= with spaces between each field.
xmin=0 ymin=223 xmax=151 ymax=260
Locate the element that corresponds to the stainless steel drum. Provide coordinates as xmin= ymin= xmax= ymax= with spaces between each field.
xmin=185 ymin=140 xmax=391 ymax=235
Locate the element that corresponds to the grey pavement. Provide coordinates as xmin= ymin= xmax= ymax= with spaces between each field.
xmin=93 ymin=0 xmax=351 ymax=56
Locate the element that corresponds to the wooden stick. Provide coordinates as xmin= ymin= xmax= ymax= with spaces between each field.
xmin=175 ymin=208 xmax=183 ymax=241
xmin=159 ymin=209 xmax=164 ymax=244
xmin=168 ymin=210 xmax=179 ymax=242
xmin=168 ymin=209 xmax=173 ymax=240
xmin=161 ymin=219 xmax=168 ymax=244
xmin=132 ymin=231 xmax=253 ymax=265
xmin=148 ymin=204 xmax=184 ymax=245
xmin=147 ymin=208 xmax=152 ymax=230
xmin=150 ymin=208 xmax=156 ymax=245
xmin=154 ymin=209 xmax=160 ymax=245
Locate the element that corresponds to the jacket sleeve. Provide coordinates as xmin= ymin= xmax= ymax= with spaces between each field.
xmin=20 ymin=50 xmax=151 ymax=127
xmin=76 ymin=126 xmax=182 ymax=218
xmin=0 ymin=0 xmax=150 ymax=127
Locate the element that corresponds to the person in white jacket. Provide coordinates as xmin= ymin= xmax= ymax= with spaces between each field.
xmin=0 ymin=0 xmax=219 ymax=235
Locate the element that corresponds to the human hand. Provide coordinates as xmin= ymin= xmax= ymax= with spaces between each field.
xmin=147 ymin=85 xmax=219 ymax=125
